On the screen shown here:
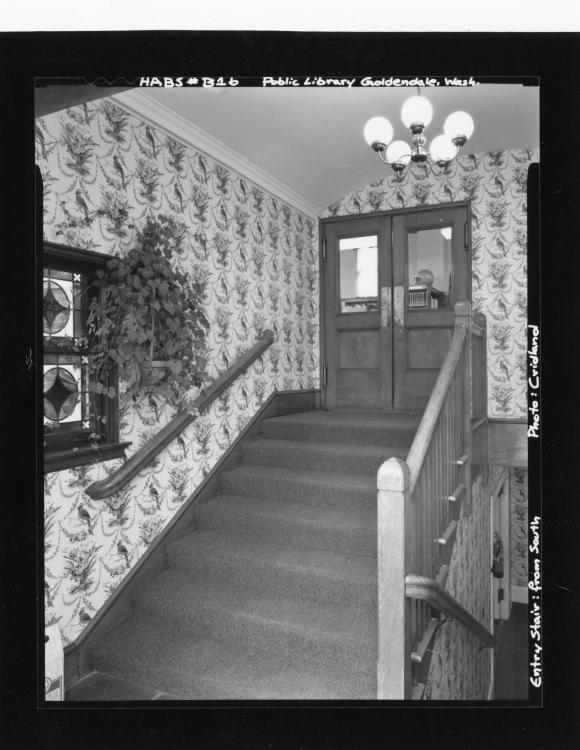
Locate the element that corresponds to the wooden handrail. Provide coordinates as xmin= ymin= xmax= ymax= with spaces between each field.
xmin=405 ymin=574 xmax=497 ymax=648
xmin=406 ymin=303 xmax=470 ymax=494
xmin=86 ymin=329 xmax=275 ymax=500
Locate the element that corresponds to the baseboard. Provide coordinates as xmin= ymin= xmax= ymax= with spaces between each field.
xmin=511 ymin=585 xmax=529 ymax=604
xmin=63 ymin=388 xmax=321 ymax=691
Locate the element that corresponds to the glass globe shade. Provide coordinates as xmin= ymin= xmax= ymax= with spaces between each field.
xmin=401 ymin=96 xmax=433 ymax=129
xmin=444 ymin=111 xmax=474 ymax=142
xmin=429 ymin=134 xmax=458 ymax=164
xmin=363 ymin=117 xmax=393 ymax=148
xmin=385 ymin=140 xmax=412 ymax=167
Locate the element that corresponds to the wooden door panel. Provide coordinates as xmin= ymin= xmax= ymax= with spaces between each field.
xmin=339 ymin=330 xmax=380 ymax=369
xmin=392 ymin=205 xmax=470 ymax=412
xmin=336 ymin=369 xmax=385 ymax=409
xmin=323 ymin=216 xmax=392 ymax=411
xmin=406 ymin=328 xmax=452 ymax=369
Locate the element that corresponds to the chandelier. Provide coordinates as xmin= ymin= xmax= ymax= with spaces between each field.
xmin=363 ymin=90 xmax=474 ymax=176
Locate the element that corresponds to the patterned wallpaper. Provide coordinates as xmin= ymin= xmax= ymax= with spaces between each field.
xmin=38 ymin=99 xmax=319 ymax=644
xmin=320 ymin=148 xmax=539 ymax=419
xmin=509 ymin=467 xmax=528 ymax=588
xmin=425 ymin=466 xmax=506 ymax=700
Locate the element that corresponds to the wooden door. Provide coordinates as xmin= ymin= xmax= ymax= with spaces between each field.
xmin=322 ymin=215 xmax=393 ymax=410
xmin=392 ymin=204 xmax=470 ymax=411
xmin=322 ymin=204 xmax=470 ymax=412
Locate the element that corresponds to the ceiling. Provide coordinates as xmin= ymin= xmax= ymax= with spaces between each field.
xmin=118 ymin=84 xmax=539 ymax=212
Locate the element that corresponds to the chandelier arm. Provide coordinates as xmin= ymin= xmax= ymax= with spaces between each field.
xmin=422 ymin=158 xmax=445 ymax=179
xmin=376 ymin=149 xmax=391 ymax=166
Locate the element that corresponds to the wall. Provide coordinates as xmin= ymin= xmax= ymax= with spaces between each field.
xmin=509 ymin=467 xmax=529 ymax=589
xmin=38 ymin=99 xmax=319 ymax=643
xmin=424 ymin=465 xmax=506 ymax=700
xmin=320 ymin=148 xmax=539 ymax=420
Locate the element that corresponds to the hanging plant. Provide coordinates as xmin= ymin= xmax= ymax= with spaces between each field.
xmin=86 ymin=213 xmax=209 ymax=409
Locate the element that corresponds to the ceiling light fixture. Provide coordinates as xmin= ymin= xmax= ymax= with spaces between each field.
xmin=363 ymin=89 xmax=474 ymax=176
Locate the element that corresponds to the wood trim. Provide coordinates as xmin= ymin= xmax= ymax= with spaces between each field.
xmin=405 ymin=574 xmax=497 ymax=648
xmin=110 ymin=90 xmax=318 ymax=218
xmin=377 ymin=457 xmax=413 ymax=699
xmin=64 ymin=388 xmax=320 ymax=690
xmin=319 ymin=199 xmax=471 ymax=225
xmin=44 ymin=441 xmax=131 ymax=473
xmin=511 ymin=585 xmax=529 ymax=604
xmin=43 ymin=241 xmax=122 ymax=470
xmin=488 ymin=418 xmax=527 ymax=424
xmin=488 ymin=422 xmax=528 ymax=468
xmin=85 ymin=329 xmax=275 ymax=500
xmin=406 ymin=311 xmax=468 ymax=492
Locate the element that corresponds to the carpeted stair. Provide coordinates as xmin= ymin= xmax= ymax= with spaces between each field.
xmin=88 ymin=410 xmax=420 ymax=699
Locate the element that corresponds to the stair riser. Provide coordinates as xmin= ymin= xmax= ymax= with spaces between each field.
xmin=262 ymin=419 xmax=415 ymax=447
xmin=220 ymin=470 xmax=375 ymax=507
xmin=165 ymin=547 xmax=376 ymax=608
xmin=195 ymin=507 xmax=375 ymax=555
xmin=90 ymin=650 xmax=210 ymax=700
xmin=242 ymin=440 xmax=404 ymax=475
xmin=131 ymin=595 xmax=376 ymax=673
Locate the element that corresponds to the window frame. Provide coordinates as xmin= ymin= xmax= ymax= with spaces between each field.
xmin=43 ymin=241 xmax=130 ymax=473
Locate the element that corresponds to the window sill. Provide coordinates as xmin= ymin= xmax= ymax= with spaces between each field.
xmin=44 ymin=441 xmax=132 ymax=474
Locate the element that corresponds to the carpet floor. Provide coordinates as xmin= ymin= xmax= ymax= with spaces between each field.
xmin=87 ymin=409 xmax=419 ymax=700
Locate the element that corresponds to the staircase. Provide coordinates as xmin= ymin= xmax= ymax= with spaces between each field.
xmin=86 ymin=410 xmax=420 ymax=700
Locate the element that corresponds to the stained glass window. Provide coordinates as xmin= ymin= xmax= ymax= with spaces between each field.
xmin=43 ymin=242 xmax=126 ymax=472
xmin=43 ymin=268 xmax=91 ymax=436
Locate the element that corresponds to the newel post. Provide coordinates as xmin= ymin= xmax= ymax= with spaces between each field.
xmin=377 ymin=457 xmax=412 ymax=699
xmin=454 ymin=301 xmax=472 ymax=514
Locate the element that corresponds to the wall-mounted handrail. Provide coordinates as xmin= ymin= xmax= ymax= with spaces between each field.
xmin=86 ymin=329 xmax=275 ymax=500
xmin=405 ymin=574 xmax=497 ymax=648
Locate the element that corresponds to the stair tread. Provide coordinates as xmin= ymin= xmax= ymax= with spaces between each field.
xmin=196 ymin=492 xmax=376 ymax=531
xmin=244 ymin=436 xmax=409 ymax=459
xmin=93 ymin=616 xmax=375 ymax=699
xmin=133 ymin=568 xmax=377 ymax=648
xmin=168 ymin=527 xmax=376 ymax=575
xmin=247 ymin=436 xmax=410 ymax=453
xmin=221 ymin=462 xmax=376 ymax=490
xmin=264 ymin=409 xmax=421 ymax=430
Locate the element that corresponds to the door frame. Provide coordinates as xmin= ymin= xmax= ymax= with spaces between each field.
xmin=319 ymin=200 xmax=472 ymax=410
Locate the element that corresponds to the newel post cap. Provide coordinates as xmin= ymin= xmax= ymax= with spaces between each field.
xmin=377 ymin=456 xmax=410 ymax=492
xmin=454 ymin=300 xmax=471 ymax=318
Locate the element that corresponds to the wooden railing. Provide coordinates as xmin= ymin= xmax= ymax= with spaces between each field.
xmin=377 ymin=301 xmax=491 ymax=699
xmin=405 ymin=574 xmax=497 ymax=648
xmin=86 ymin=330 xmax=275 ymax=500
xmin=470 ymin=313 xmax=488 ymax=425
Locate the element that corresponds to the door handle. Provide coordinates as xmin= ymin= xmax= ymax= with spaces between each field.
xmin=381 ymin=286 xmax=391 ymax=327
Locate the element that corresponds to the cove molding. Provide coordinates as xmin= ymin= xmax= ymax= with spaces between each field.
xmin=110 ymin=89 xmax=319 ymax=220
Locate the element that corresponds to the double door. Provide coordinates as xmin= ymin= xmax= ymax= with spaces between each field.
xmin=322 ymin=204 xmax=470 ymax=412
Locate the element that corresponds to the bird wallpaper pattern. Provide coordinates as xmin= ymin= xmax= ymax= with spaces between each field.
xmin=509 ymin=467 xmax=529 ymax=588
xmin=320 ymin=147 xmax=538 ymax=421
xmin=425 ymin=466 xmax=506 ymax=700
xmin=38 ymin=98 xmax=319 ymax=644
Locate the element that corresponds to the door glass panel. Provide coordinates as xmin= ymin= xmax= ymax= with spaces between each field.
xmin=339 ymin=235 xmax=378 ymax=313
xmin=408 ymin=227 xmax=452 ymax=310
